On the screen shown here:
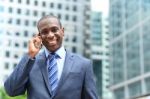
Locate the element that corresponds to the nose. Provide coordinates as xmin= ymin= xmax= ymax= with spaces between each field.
xmin=47 ymin=31 xmax=54 ymax=38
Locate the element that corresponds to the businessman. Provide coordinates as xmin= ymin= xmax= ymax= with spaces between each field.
xmin=4 ymin=15 xmax=98 ymax=99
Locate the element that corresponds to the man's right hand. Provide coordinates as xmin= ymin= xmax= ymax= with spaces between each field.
xmin=28 ymin=34 xmax=42 ymax=58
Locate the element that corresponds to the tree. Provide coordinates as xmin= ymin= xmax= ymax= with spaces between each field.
xmin=0 ymin=88 xmax=26 ymax=99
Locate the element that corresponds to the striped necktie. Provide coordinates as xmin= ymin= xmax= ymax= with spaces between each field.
xmin=48 ymin=53 xmax=58 ymax=94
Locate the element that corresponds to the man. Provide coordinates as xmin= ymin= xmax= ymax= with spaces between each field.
xmin=4 ymin=15 xmax=98 ymax=99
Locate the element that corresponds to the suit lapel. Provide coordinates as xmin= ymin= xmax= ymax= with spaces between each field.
xmin=53 ymin=51 xmax=74 ymax=97
xmin=37 ymin=51 xmax=52 ymax=96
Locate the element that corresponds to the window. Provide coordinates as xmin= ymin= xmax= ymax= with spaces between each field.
xmin=145 ymin=77 xmax=150 ymax=92
xmin=0 ymin=30 xmax=3 ymax=35
xmin=50 ymin=3 xmax=54 ymax=8
xmin=42 ymin=1 xmax=46 ymax=7
xmin=72 ymin=47 xmax=77 ymax=53
xmin=34 ymin=1 xmax=38 ymax=6
xmin=24 ymin=30 xmax=28 ymax=37
xmin=15 ymin=42 xmax=19 ymax=47
xmin=65 ymin=36 xmax=69 ymax=41
xmin=10 ymin=0 xmax=13 ymax=2
xmin=114 ymin=87 xmax=125 ymax=99
xmin=42 ymin=12 xmax=46 ymax=16
xmin=5 ymin=51 xmax=10 ymax=57
xmin=0 ymin=6 xmax=4 ymax=12
xmin=7 ymin=40 xmax=11 ymax=46
xmin=65 ymin=15 xmax=69 ymax=20
xmin=17 ymin=8 xmax=21 ymax=14
xmin=128 ymin=81 xmax=142 ymax=97
xmin=8 ymin=18 xmax=12 ymax=24
xmin=25 ymin=20 xmax=29 ymax=26
xmin=23 ymin=42 xmax=27 ymax=48
xmin=72 ymin=36 xmax=77 ymax=42
xmin=16 ymin=19 xmax=21 ymax=25
xmin=58 ymin=3 xmax=62 ymax=9
xmin=26 ymin=0 xmax=30 ymax=4
xmin=18 ymin=0 xmax=21 ymax=3
xmin=73 ymin=16 xmax=77 ymax=21
xmin=6 ymin=31 xmax=11 ymax=35
xmin=33 ymin=10 xmax=38 ymax=16
xmin=112 ymin=40 xmax=124 ymax=84
xmin=13 ymin=63 xmax=17 ymax=68
xmin=74 ymin=25 xmax=77 ymax=32
xmin=15 ymin=32 xmax=20 ymax=36
xmin=25 ymin=9 xmax=30 ymax=15
xmin=73 ymin=5 xmax=77 ymax=11
xmin=50 ymin=13 xmax=53 ymax=15
xmin=8 ymin=7 xmax=12 ymax=13
xmin=33 ymin=21 xmax=36 ymax=26
xmin=4 ymin=62 xmax=9 ymax=69
xmin=126 ymin=31 xmax=140 ymax=79
xmin=106 ymin=52 xmax=110 ymax=56
xmin=65 ymin=6 xmax=69 ymax=10
xmin=14 ymin=54 xmax=18 ymax=58
xmin=58 ymin=14 xmax=61 ymax=19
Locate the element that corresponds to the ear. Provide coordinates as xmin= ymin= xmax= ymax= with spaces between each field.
xmin=62 ymin=27 xmax=64 ymax=36
xmin=38 ymin=33 xmax=40 ymax=36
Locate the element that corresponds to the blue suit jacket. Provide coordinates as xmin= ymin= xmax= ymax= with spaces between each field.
xmin=4 ymin=51 xmax=98 ymax=99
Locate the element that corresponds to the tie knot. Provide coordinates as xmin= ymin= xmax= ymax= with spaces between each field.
xmin=51 ymin=52 xmax=55 ymax=55
xmin=48 ymin=53 xmax=59 ymax=60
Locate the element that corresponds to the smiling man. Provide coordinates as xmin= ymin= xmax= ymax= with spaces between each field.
xmin=4 ymin=15 xmax=98 ymax=99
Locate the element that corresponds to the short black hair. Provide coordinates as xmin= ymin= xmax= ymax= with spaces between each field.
xmin=37 ymin=15 xmax=62 ymax=28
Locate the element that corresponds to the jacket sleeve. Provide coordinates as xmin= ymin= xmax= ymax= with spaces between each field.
xmin=82 ymin=60 xmax=99 ymax=99
xmin=4 ymin=54 xmax=35 ymax=96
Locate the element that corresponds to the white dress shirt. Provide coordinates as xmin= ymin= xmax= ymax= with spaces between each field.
xmin=44 ymin=46 xmax=66 ymax=81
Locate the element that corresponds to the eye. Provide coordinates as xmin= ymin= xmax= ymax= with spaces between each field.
xmin=51 ymin=27 xmax=59 ymax=33
xmin=41 ymin=30 xmax=48 ymax=35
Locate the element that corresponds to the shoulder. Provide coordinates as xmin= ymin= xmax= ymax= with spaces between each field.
xmin=35 ymin=49 xmax=46 ymax=59
xmin=74 ymin=53 xmax=89 ymax=61
xmin=68 ymin=52 xmax=91 ymax=64
xmin=68 ymin=52 xmax=93 ymax=73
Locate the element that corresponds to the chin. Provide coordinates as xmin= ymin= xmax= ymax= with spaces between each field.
xmin=48 ymin=47 xmax=59 ymax=52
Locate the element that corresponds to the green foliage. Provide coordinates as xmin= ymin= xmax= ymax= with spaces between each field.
xmin=0 ymin=88 xmax=26 ymax=99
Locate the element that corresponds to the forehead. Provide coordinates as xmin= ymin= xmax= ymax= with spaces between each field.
xmin=38 ymin=17 xmax=60 ymax=29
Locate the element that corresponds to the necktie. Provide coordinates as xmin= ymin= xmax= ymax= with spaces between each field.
xmin=48 ymin=53 xmax=58 ymax=94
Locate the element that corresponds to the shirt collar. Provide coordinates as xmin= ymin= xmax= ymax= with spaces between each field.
xmin=44 ymin=46 xmax=66 ymax=59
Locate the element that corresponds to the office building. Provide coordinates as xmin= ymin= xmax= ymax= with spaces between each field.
xmin=109 ymin=0 xmax=150 ymax=99
xmin=91 ymin=11 xmax=111 ymax=99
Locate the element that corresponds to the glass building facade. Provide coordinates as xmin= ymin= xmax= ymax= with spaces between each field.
xmin=109 ymin=0 xmax=150 ymax=99
xmin=93 ymin=59 xmax=102 ymax=99
xmin=91 ymin=12 xmax=102 ymax=46
xmin=91 ymin=11 xmax=111 ymax=99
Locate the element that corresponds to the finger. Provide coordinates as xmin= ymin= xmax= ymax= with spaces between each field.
xmin=33 ymin=33 xmax=41 ymax=38
xmin=33 ymin=38 xmax=42 ymax=49
xmin=35 ymin=37 xmax=42 ymax=46
xmin=33 ymin=34 xmax=42 ymax=41
xmin=33 ymin=34 xmax=38 ymax=37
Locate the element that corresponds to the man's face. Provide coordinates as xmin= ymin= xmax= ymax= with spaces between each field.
xmin=38 ymin=17 xmax=64 ymax=52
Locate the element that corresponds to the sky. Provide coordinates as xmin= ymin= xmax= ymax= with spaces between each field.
xmin=91 ymin=0 xmax=109 ymax=16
